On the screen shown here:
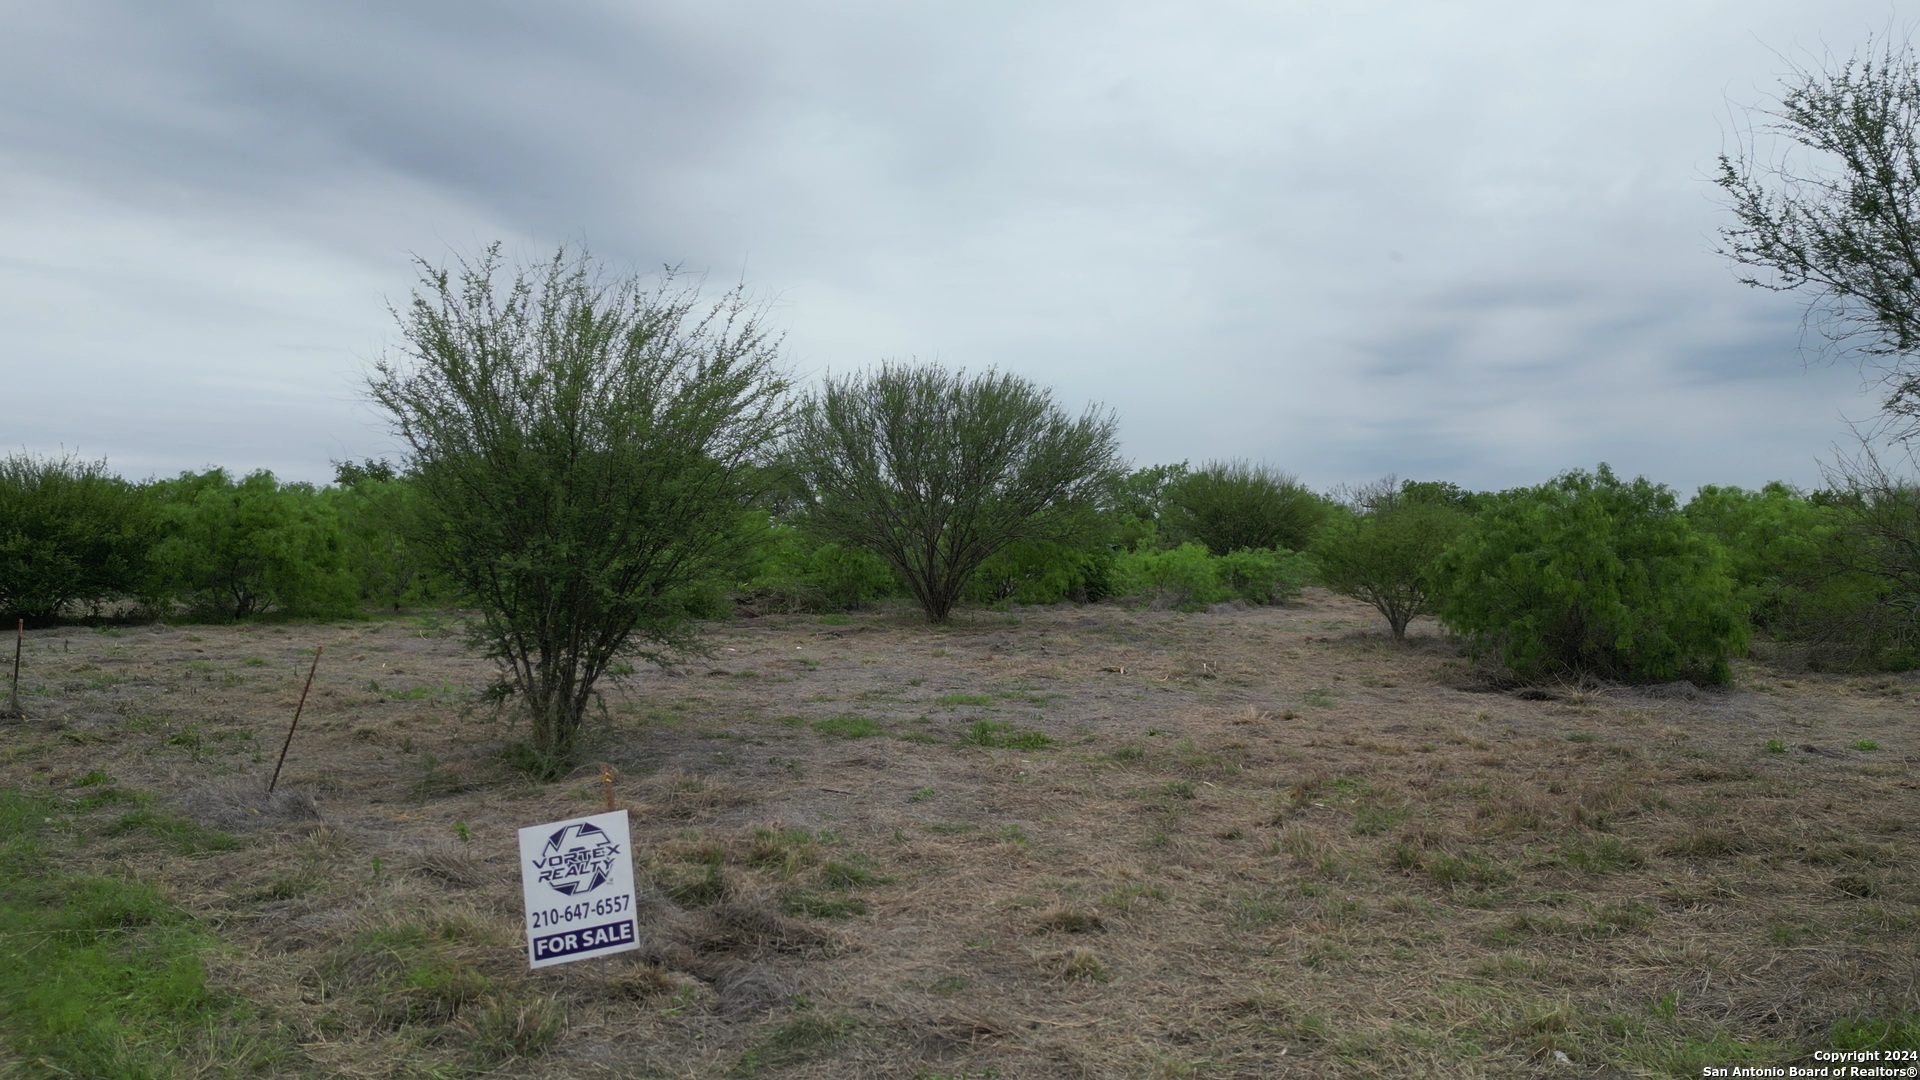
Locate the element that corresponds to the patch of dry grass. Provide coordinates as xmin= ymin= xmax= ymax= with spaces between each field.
xmin=1 ymin=598 xmax=1916 ymax=1075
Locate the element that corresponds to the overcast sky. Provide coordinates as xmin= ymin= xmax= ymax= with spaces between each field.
xmin=2 ymin=2 xmax=1911 ymax=493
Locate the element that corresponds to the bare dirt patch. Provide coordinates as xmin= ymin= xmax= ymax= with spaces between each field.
xmin=3 ymin=591 xmax=1917 ymax=1077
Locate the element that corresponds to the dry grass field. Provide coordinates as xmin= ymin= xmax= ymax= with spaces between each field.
xmin=2 ymin=590 xmax=1917 ymax=1078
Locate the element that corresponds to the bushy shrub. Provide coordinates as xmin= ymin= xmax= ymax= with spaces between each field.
xmin=1314 ymin=481 xmax=1469 ymax=640
xmin=1212 ymin=548 xmax=1313 ymax=605
xmin=0 ymin=454 xmax=160 ymax=622
xmin=1162 ymin=460 xmax=1329 ymax=554
xmin=1106 ymin=463 xmax=1188 ymax=552
xmin=325 ymin=476 xmax=450 ymax=611
xmin=790 ymin=363 xmax=1122 ymax=622
xmin=1112 ymin=543 xmax=1308 ymax=610
xmin=1432 ymin=466 xmax=1748 ymax=684
xmin=964 ymin=538 xmax=1114 ymax=605
xmin=1113 ymin=543 xmax=1225 ymax=608
xmin=1686 ymin=480 xmax=1920 ymax=670
xmin=149 ymin=469 xmax=357 ymax=620
xmin=748 ymin=523 xmax=903 ymax=612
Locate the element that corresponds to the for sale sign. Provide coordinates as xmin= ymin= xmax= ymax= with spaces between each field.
xmin=517 ymin=810 xmax=640 ymax=969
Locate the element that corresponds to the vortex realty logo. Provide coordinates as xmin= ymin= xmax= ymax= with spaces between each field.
xmin=533 ymin=821 xmax=622 ymax=895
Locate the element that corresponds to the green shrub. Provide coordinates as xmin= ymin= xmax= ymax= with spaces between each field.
xmin=964 ymin=538 xmax=1114 ymax=605
xmin=1432 ymin=465 xmax=1748 ymax=684
xmin=325 ymin=474 xmax=451 ymax=611
xmin=1685 ymin=482 xmax=1837 ymax=633
xmin=0 ymin=453 xmax=161 ymax=623
xmin=1314 ymin=483 xmax=1469 ymax=639
xmin=149 ymin=469 xmax=358 ymax=620
xmin=748 ymin=522 xmax=903 ymax=612
xmin=789 ymin=362 xmax=1122 ymax=622
xmin=1212 ymin=548 xmax=1313 ymax=605
xmin=1687 ymin=480 xmax=1920 ymax=670
xmin=1162 ymin=460 xmax=1329 ymax=554
xmin=1106 ymin=462 xmax=1189 ymax=552
xmin=1111 ymin=543 xmax=1306 ymax=609
xmin=1112 ymin=543 xmax=1227 ymax=609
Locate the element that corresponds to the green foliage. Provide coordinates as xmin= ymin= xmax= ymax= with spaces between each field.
xmin=747 ymin=519 xmax=903 ymax=612
xmin=1830 ymin=1012 xmax=1920 ymax=1051
xmin=962 ymin=720 xmax=1054 ymax=749
xmin=1314 ymin=479 xmax=1469 ymax=639
xmin=1106 ymin=462 xmax=1189 ymax=552
xmin=148 ymin=469 xmax=357 ymax=620
xmin=1161 ymin=460 xmax=1329 ymax=554
xmin=324 ymin=476 xmax=450 ymax=611
xmin=1111 ymin=542 xmax=1310 ymax=609
xmin=789 ymin=362 xmax=1122 ymax=623
xmin=368 ymin=244 xmax=788 ymax=767
xmin=1112 ymin=543 xmax=1227 ymax=608
xmin=1432 ymin=465 xmax=1749 ymax=684
xmin=964 ymin=537 xmax=1114 ymax=605
xmin=1685 ymin=483 xmax=1838 ymax=632
xmin=1212 ymin=547 xmax=1313 ymax=606
xmin=1688 ymin=477 xmax=1920 ymax=670
xmin=0 ymin=453 xmax=160 ymax=623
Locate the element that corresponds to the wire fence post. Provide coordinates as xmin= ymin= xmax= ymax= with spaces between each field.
xmin=269 ymin=646 xmax=324 ymax=794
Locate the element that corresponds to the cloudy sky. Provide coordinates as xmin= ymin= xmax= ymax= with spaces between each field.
xmin=2 ymin=2 xmax=1910 ymax=493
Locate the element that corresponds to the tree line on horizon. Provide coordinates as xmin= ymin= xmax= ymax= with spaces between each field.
xmin=5 ymin=414 xmax=1917 ymax=673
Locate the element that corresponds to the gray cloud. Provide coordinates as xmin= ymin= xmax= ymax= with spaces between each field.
xmin=0 ymin=0 xmax=1909 ymax=494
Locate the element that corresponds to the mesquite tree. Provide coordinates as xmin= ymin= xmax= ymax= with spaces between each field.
xmin=790 ymin=363 xmax=1121 ymax=623
xmin=369 ymin=246 xmax=787 ymax=772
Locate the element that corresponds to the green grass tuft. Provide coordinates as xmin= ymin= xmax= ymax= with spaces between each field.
xmin=962 ymin=720 xmax=1054 ymax=750
xmin=811 ymin=715 xmax=880 ymax=738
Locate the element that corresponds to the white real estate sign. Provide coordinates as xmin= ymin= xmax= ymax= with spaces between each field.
xmin=517 ymin=809 xmax=640 ymax=969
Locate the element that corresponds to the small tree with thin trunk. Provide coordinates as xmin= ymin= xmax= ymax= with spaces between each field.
xmin=790 ymin=363 xmax=1121 ymax=623
xmin=1312 ymin=476 xmax=1467 ymax=640
xmin=368 ymin=245 xmax=787 ymax=773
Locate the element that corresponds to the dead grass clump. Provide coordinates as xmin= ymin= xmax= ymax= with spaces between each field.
xmin=745 ymin=822 xmax=824 ymax=876
xmin=1567 ymin=773 xmax=1659 ymax=830
xmin=605 ymin=963 xmax=680 ymax=1000
xmin=1658 ymin=874 xmax=1742 ymax=907
xmin=1033 ymin=908 xmax=1105 ymax=934
xmin=1035 ymin=945 xmax=1110 ymax=982
xmin=1660 ymin=828 xmax=1750 ymax=858
xmin=641 ymin=769 xmax=741 ymax=821
xmin=651 ymin=858 xmax=727 ymax=908
xmin=1473 ymin=784 xmax=1555 ymax=835
xmin=1275 ymin=826 xmax=1329 ymax=867
xmin=176 ymin=775 xmax=320 ymax=831
xmin=711 ymin=961 xmax=797 ymax=1018
xmin=410 ymin=845 xmax=488 ymax=887
xmin=909 ymin=1012 xmax=1012 ymax=1054
xmin=695 ymin=894 xmax=850 ymax=957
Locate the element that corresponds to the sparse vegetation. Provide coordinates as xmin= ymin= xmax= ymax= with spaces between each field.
xmin=2 ymin=474 xmax=1916 ymax=1076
